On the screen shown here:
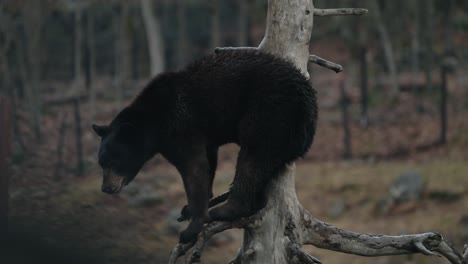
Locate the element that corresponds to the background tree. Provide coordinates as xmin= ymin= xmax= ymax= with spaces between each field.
xmin=140 ymin=0 xmax=165 ymax=76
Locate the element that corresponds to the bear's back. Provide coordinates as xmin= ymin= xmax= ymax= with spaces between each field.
xmin=180 ymin=50 xmax=316 ymax=144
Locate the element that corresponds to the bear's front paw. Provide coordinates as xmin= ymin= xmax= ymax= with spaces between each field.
xmin=179 ymin=220 xmax=203 ymax=244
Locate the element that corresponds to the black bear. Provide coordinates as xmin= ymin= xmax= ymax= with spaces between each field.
xmin=92 ymin=49 xmax=317 ymax=243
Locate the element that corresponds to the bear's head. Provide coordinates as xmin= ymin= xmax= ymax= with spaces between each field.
xmin=92 ymin=109 xmax=150 ymax=194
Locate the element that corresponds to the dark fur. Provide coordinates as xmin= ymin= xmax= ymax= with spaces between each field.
xmin=93 ymin=50 xmax=318 ymax=243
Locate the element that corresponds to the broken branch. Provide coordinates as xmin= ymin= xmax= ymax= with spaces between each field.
xmin=287 ymin=242 xmax=322 ymax=264
xmin=300 ymin=208 xmax=466 ymax=264
xmin=169 ymin=218 xmax=253 ymax=264
xmin=309 ymin=55 xmax=343 ymax=73
xmin=313 ymin=8 xmax=368 ymax=16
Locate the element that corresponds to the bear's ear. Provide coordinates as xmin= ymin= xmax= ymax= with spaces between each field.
xmin=92 ymin=124 xmax=110 ymax=137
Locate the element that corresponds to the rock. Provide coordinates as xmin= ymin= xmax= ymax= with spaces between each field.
xmin=389 ymin=171 xmax=424 ymax=203
xmin=122 ymin=183 xmax=164 ymax=208
xmin=327 ymin=198 xmax=346 ymax=218
xmin=460 ymin=214 xmax=468 ymax=225
xmin=375 ymin=171 xmax=424 ymax=214
xmin=166 ymin=208 xmax=187 ymax=235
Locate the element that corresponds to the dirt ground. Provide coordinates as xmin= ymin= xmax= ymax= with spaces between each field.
xmin=5 ymin=128 xmax=468 ymax=264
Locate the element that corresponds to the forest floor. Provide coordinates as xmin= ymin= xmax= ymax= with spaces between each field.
xmin=5 ymin=119 xmax=468 ymax=264
xmin=4 ymin=67 xmax=468 ymax=264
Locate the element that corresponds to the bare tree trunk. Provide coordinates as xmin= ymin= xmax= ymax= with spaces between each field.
xmin=341 ymin=79 xmax=352 ymax=159
xmin=86 ymin=7 xmax=97 ymax=122
xmin=423 ymin=1 xmax=434 ymax=91
xmin=443 ymin=0 xmax=455 ymax=56
xmin=73 ymin=99 xmax=84 ymax=176
xmin=176 ymin=0 xmax=188 ymax=67
xmin=209 ymin=0 xmax=221 ymax=49
xmin=140 ymin=0 xmax=165 ymax=76
xmin=359 ymin=44 xmax=369 ymax=127
xmin=54 ymin=112 xmax=68 ymax=179
xmin=440 ymin=65 xmax=448 ymax=145
xmin=370 ymin=0 xmax=398 ymax=95
xmin=411 ymin=0 xmax=421 ymax=75
xmin=240 ymin=0 xmax=314 ymax=261
xmin=238 ymin=0 xmax=248 ymax=46
xmin=116 ymin=1 xmax=131 ymax=107
xmin=20 ymin=2 xmax=43 ymax=142
xmin=74 ymin=7 xmax=84 ymax=87
xmin=17 ymin=40 xmax=42 ymax=142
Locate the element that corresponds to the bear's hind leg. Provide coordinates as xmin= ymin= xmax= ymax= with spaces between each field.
xmin=209 ymin=149 xmax=284 ymax=221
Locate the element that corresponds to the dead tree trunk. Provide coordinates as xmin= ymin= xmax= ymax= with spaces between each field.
xmin=169 ymin=1 xmax=467 ymax=263
xmin=115 ymin=1 xmax=131 ymax=107
xmin=209 ymin=0 xmax=221 ymax=49
xmin=74 ymin=6 xmax=84 ymax=87
xmin=369 ymin=0 xmax=399 ymax=96
xmin=359 ymin=45 xmax=368 ymax=127
xmin=73 ymin=99 xmax=84 ymax=176
xmin=176 ymin=0 xmax=188 ymax=67
xmin=54 ymin=112 xmax=68 ymax=179
xmin=341 ymin=79 xmax=352 ymax=159
xmin=237 ymin=0 xmax=248 ymax=46
xmin=86 ymin=7 xmax=97 ymax=122
xmin=140 ymin=0 xmax=165 ymax=76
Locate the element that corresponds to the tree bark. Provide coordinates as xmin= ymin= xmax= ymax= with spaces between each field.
xmin=359 ymin=45 xmax=368 ymax=127
xmin=209 ymin=0 xmax=221 ymax=49
xmin=238 ymin=0 xmax=249 ymax=46
xmin=369 ymin=0 xmax=399 ymax=95
xmin=341 ymin=79 xmax=352 ymax=159
xmin=20 ymin=1 xmax=44 ymax=142
xmin=176 ymin=0 xmax=188 ymax=67
xmin=73 ymin=99 xmax=84 ymax=176
xmin=440 ymin=65 xmax=448 ymax=145
xmin=423 ymin=1 xmax=434 ymax=91
xmin=74 ymin=7 xmax=84 ymax=87
xmin=140 ymin=0 xmax=165 ymax=76
xmin=86 ymin=7 xmax=97 ymax=122
xmin=115 ymin=1 xmax=131 ymax=107
xmin=411 ymin=0 xmax=421 ymax=75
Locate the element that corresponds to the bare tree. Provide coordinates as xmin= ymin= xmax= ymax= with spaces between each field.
xmin=411 ymin=0 xmax=421 ymax=75
xmin=358 ymin=21 xmax=369 ymax=127
xmin=19 ymin=1 xmax=45 ymax=142
xmin=168 ymin=1 xmax=468 ymax=264
xmin=423 ymin=1 xmax=434 ymax=91
xmin=74 ymin=5 xmax=84 ymax=87
xmin=238 ymin=0 xmax=248 ymax=46
xmin=176 ymin=0 xmax=188 ymax=67
xmin=209 ymin=0 xmax=221 ymax=49
xmin=140 ymin=0 xmax=165 ymax=76
xmin=369 ymin=0 xmax=399 ymax=95
xmin=115 ymin=0 xmax=132 ymax=107
xmin=86 ymin=5 xmax=97 ymax=122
